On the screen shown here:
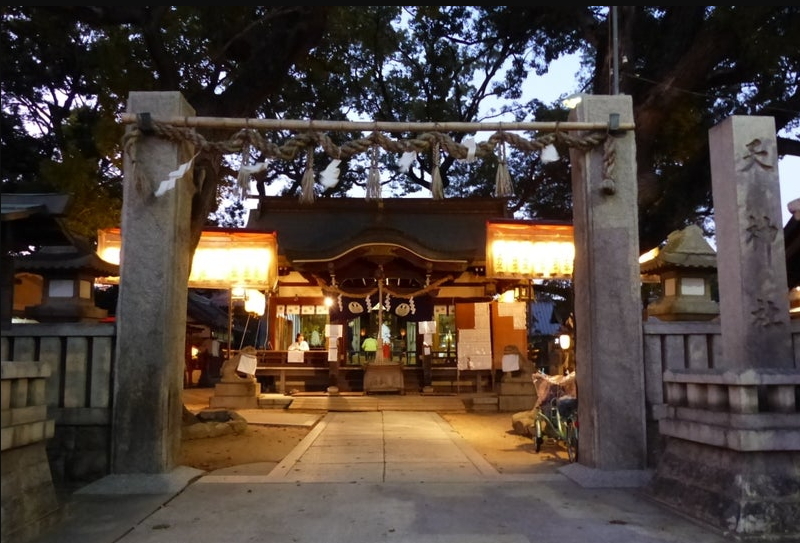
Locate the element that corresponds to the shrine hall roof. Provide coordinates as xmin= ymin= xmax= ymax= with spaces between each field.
xmin=246 ymin=196 xmax=512 ymax=267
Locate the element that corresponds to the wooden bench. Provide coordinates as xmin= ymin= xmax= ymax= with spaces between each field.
xmin=255 ymin=365 xmax=328 ymax=393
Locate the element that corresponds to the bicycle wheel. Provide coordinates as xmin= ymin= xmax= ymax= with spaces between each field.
xmin=566 ymin=422 xmax=578 ymax=463
xmin=534 ymin=420 xmax=543 ymax=453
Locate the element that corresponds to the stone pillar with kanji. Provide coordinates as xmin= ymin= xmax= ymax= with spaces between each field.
xmin=649 ymin=116 xmax=799 ymax=541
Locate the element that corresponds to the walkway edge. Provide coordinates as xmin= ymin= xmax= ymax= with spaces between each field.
xmin=75 ymin=465 xmax=204 ymax=495
xmin=431 ymin=413 xmax=502 ymax=479
xmin=558 ymin=462 xmax=654 ymax=488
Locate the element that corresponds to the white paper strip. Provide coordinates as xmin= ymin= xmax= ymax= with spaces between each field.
xmin=398 ymin=151 xmax=416 ymax=173
xmin=463 ymin=137 xmax=476 ymax=162
xmin=502 ymin=353 xmax=520 ymax=372
xmin=154 ymin=154 xmax=198 ymax=197
xmin=541 ymin=144 xmax=559 ymax=164
xmin=239 ymin=162 xmax=269 ymax=176
xmin=320 ymin=159 xmax=341 ymax=188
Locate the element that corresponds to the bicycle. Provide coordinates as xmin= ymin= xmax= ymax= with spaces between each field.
xmin=532 ymin=394 xmax=578 ymax=462
xmin=530 ymin=372 xmax=579 ymax=462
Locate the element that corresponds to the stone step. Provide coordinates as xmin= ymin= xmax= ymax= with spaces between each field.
xmin=257 ymin=395 xmax=293 ymax=409
xmin=285 ymin=394 xmax=467 ymax=412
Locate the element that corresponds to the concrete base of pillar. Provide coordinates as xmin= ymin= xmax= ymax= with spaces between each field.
xmin=647 ymin=437 xmax=800 ymax=542
xmin=209 ymin=380 xmax=261 ymax=409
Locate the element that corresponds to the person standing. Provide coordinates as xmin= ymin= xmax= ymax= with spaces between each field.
xmin=381 ymin=321 xmax=392 ymax=360
xmin=361 ymin=333 xmax=377 ymax=362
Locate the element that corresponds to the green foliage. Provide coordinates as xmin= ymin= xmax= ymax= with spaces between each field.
xmin=1 ymin=6 xmax=798 ymax=249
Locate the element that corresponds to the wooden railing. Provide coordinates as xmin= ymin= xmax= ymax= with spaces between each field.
xmin=244 ymin=348 xmax=493 ymax=394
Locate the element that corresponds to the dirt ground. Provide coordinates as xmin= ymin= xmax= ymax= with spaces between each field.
xmin=179 ymin=410 xmax=572 ymax=475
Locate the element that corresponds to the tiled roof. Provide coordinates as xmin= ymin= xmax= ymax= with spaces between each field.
xmin=529 ymin=300 xmax=561 ymax=336
xmin=1 ymin=193 xmax=75 ymax=250
xmin=640 ymin=224 xmax=717 ymax=273
xmin=187 ymin=291 xmax=230 ymax=330
xmin=15 ymin=244 xmax=119 ymax=277
xmin=246 ymin=196 xmax=510 ymax=265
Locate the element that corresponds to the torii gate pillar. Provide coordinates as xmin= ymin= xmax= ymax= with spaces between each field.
xmin=568 ymin=95 xmax=649 ymax=475
xmin=111 ymin=92 xmax=195 ymax=474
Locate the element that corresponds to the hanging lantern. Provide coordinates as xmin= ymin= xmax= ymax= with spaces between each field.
xmin=486 ymin=220 xmax=574 ymax=279
xmin=97 ymin=227 xmax=279 ymax=291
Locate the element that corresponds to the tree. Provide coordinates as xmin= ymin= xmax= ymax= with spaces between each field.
xmin=1 ymin=6 xmax=332 ymax=245
xmin=2 ymin=6 xmax=799 ymax=252
xmin=601 ymin=7 xmax=800 ymax=248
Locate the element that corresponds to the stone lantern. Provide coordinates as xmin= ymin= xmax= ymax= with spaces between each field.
xmin=15 ymin=238 xmax=119 ymax=323
xmin=640 ymin=224 xmax=719 ymax=321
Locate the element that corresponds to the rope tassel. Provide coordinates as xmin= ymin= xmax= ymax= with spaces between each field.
xmin=366 ymin=145 xmax=381 ymax=200
xmin=236 ymin=143 xmax=252 ymax=198
xmin=494 ymin=142 xmax=513 ymax=197
xmin=600 ymin=137 xmax=617 ymax=195
xmin=299 ymin=148 xmax=316 ymax=204
xmin=431 ymin=141 xmax=444 ymax=200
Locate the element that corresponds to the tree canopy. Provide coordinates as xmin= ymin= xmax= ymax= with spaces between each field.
xmin=2 ymin=6 xmax=799 ymax=250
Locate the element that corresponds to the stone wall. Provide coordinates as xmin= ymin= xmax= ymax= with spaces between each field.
xmin=643 ymin=319 xmax=800 ymax=467
xmin=1 ymin=323 xmax=116 ymax=487
xmin=1 ymin=360 xmax=61 ymax=543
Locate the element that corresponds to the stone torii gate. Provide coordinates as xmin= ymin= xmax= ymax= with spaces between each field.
xmin=111 ymin=91 xmax=798 ymax=541
xmin=113 ymin=91 xmax=645 ymax=474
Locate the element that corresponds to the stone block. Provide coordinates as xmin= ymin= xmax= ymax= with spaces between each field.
xmin=498 ymin=395 xmax=535 ymax=412
xmin=470 ymin=396 xmax=499 ymax=412
xmin=0 ymin=380 xmax=9 ymax=409
xmin=648 ymin=439 xmax=800 ymax=541
xmin=768 ymin=385 xmax=796 ymax=412
xmin=10 ymin=379 xmax=28 ymax=409
xmin=1 ymin=426 xmax=13 ymax=451
xmin=498 ymin=380 xmax=534 ymax=395
xmin=209 ymin=395 xmax=259 ymax=409
xmin=6 ymin=405 xmax=48 ymax=427
xmin=258 ymin=396 xmax=292 ymax=409
xmin=213 ymin=381 xmax=261 ymax=397
xmin=1 ymin=443 xmax=62 ymax=543
xmin=364 ymin=363 xmax=404 ymax=393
